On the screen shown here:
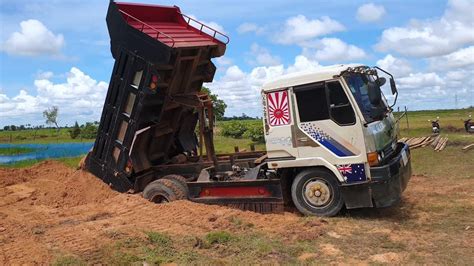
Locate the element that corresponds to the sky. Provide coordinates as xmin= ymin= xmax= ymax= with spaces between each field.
xmin=0 ymin=0 xmax=473 ymax=127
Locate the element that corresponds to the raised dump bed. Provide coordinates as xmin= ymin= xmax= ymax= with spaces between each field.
xmin=86 ymin=1 xmax=229 ymax=192
xmin=86 ymin=1 xmax=283 ymax=213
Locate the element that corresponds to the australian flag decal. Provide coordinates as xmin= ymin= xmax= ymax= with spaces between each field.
xmin=337 ymin=163 xmax=367 ymax=183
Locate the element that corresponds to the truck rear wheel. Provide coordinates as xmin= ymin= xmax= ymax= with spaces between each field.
xmin=161 ymin=174 xmax=189 ymax=198
xmin=291 ymin=169 xmax=343 ymax=217
xmin=143 ymin=179 xmax=187 ymax=203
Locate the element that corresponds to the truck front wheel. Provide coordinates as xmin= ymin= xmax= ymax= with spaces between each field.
xmin=291 ymin=169 xmax=343 ymax=217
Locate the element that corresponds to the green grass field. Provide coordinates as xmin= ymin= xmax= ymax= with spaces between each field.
xmin=0 ymin=128 xmax=93 ymax=144
xmin=395 ymin=107 xmax=474 ymax=144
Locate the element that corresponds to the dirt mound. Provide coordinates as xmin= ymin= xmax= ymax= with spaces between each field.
xmin=0 ymin=161 xmax=323 ymax=264
xmin=0 ymin=160 xmax=116 ymax=207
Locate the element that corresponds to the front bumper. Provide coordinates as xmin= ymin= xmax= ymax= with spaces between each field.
xmin=341 ymin=142 xmax=412 ymax=209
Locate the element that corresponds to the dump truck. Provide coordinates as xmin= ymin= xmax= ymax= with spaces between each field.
xmin=85 ymin=1 xmax=412 ymax=216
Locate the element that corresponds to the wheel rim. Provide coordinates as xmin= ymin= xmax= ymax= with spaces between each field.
xmin=150 ymin=194 xmax=169 ymax=203
xmin=302 ymin=178 xmax=333 ymax=208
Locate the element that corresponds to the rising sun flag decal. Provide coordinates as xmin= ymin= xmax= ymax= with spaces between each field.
xmin=267 ymin=90 xmax=291 ymax=126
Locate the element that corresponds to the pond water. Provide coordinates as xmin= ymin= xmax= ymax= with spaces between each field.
xmin=0 ymin=142 xmax=94 ymax=164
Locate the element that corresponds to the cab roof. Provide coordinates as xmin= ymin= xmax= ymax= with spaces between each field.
xmin=261 ymin=64 xmax=364 ymax=92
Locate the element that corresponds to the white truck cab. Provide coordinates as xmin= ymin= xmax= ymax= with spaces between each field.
xmin=261 ymin=64 xmax=411 ymax=216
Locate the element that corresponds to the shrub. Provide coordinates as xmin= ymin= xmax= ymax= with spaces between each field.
xmin=205 ymin=231 xmax=234 ymax=245
xmin=146 ymin=231 xmax=172 ymax=246
xmin=80 ymin=122 xmax=98 ymax=139
xmin=69 ymin=121 xmax=81 ymax=139
xmin=220 ymin=121 xmax=248 ymax=138
xmin=243 ymin=123 xmax=264 ymax=142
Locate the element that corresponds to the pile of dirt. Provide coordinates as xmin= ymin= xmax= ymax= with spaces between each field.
xmin=1 ymin=161 xmax=117 ymax=207
xmin=0 ymin=161 xmax=323 ymax=264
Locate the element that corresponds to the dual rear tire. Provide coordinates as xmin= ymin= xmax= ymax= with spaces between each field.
xmin=143 ymin=175 xmax=188 ymax=203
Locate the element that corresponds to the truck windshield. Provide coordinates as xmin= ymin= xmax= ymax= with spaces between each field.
xmin=344 ymin=74 xmax=387 ymax=123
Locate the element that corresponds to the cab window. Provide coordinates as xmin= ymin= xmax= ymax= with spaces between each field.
xmin=294 ymin=80 xmax=355 ymax=125
xmin=327 ymin=81 xmax=356 ymax=125
xmin=294 ymin=82 xmax=329 ymax=122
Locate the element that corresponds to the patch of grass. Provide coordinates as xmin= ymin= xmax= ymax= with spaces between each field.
xmin=411 ymin=146 xmax=474 ymax=179
xmin=146 ymin=231 xmax=172 ymax=246
xmin=396 ymin=107 xmax=474 ymax=145
xmin=97 ymin=230 xmax=318 ymax=265
xmin=52 ymin=255 xmax=86 ymax=266
xmin=0 ymin=158 xmax=44 ymax=168
xmin=106 ymin=251 xmax=141 ymax=265
xmin=0 ymin=156 xmax=83 ymax=169
xmin=56 ymin=156 xmax=83 ymax=168
xmin=0 ymin=128 xmax=94 ymax=144
xmin=205 ymin=231 xmax=234 ymax=245
xmin=0 ymin=147 xmax=36 ymax=155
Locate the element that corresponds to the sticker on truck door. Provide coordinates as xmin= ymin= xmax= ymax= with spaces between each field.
xmin=300 ymin=122 xmax=360 ymax=157
xmin=267 ymin=90 xmax=291 ymax=126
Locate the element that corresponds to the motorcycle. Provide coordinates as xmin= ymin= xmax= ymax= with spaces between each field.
xmin=428 ymin=117 xmax=440 ymax=134
xmin=464 ymin=115 xmax=474 ymax=133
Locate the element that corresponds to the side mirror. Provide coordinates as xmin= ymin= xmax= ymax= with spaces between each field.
xmin=390 ymin=78 xmax=397 ymax=95
xmin=377 ymin=77 xmax=386 ymax=87
xmin=368 ymin=81 xmax=382 ymax=105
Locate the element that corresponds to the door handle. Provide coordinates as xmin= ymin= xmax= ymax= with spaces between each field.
xmin=298 ymin=137 xmax=308 ymax=142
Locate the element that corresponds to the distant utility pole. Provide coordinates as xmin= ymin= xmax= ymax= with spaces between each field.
xmin=454 ymin=93 xmax=458 ymax=109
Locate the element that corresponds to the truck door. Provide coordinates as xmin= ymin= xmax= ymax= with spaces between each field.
xmin=292 ymin=80 xmax=367 ymax=182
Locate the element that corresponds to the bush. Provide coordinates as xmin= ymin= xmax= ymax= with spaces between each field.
xmin=146 ymin=231 xmax=172 ymax=246
xmin=220 ymin=121 xmax=248 ymax=138
xmin=80 ymin=122 xmax=98 ymax=139
xmin=243 ymin=123 xmax=264 ymax=143
xmin=205 ymin=231 xmax=234 ymax=245
xmin=69 ymin=121 xmax=81 ymax=139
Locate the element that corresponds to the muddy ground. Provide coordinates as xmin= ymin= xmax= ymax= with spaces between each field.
xmin=0 ymin=160 xmax=473 ymax=264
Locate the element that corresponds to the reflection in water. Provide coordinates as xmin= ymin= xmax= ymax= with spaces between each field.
xmin=0 ymin=143 xmax=94 ymax=164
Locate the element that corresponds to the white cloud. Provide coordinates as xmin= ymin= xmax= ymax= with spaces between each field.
xmin=376 ymin=54 xmax=412 ymax=78
xmin=398 ymin=72 xmax=445 ymax=89
xmin=246 ymin=43 xmax=281 ymax=66
xmin=356 ymin=3 xmax=386 ymax=23
xmin=429 ymin=46 xmax=474 ymax=70
xmin=2 ymin=19 xmax=65 ymax=56
xmin=303 ymin=38 xmax=366 ymax=62
xmin=188 ymin=15 xmax=226 ymax=34
xmin=375 ymin=0 xmax=474 ymax=57
xmin=237 ymin=23 xmax=265 ymax=34
xmin=1 ymin=67 xmax=108 ymax=126
xmin=206 ymin=55 xmax=322 ymax=117
xmin=214 ymin=56 xmax=233 ymax=72
xmin=36 ymin=71 xmax=54 ymax=80
xmin=394 ymin=70 xmax=474 ymax=110
xmin=275 ymin=15 xmax=345 ymax=45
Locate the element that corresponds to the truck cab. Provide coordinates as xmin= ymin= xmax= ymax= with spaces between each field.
xmin=261 ymin=64 xmax=412 ymax=216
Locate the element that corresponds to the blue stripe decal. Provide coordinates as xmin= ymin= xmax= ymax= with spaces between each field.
xmin=300 ymin=123 xmax=355 ymax=157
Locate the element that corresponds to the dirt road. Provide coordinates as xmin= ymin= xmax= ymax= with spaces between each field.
xmin=0 ymin=160 xmax=473 ymax=264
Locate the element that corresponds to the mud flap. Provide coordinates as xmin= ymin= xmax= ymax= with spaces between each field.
xmin=340 ymin=182 xmax=373 ymax=209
